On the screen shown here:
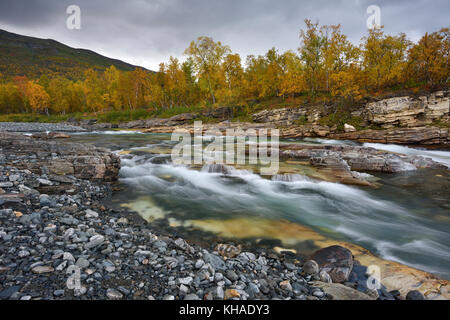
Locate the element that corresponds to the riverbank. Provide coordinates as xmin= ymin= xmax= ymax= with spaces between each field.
xmin=0 ymin=135 xmax=373 ymax=300
xmin=1 ymin=131 xmax=448 ymax=300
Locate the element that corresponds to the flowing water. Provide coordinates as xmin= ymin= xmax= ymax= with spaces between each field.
xmin=70 ymin=131 xmax=450 ymax=280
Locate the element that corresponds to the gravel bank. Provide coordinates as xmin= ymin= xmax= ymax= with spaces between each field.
xmin=0 ymin=122 xmax=86 ymax=132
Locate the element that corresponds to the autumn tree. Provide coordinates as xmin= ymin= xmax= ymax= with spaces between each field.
xmin=217 ymin=53 xmax=244 ymax=104
xmin=361 ymin=28 xmax=410 ymax=90
xmin=299 ymin=20 xmax=325 ymax=95
xmin=184 ymin=36 xmax=231 ymax=104
xmin=407 ymin=28 xmax=449 ymax=86
xmin=104 ymin=66 xmax=122 ymax=110
xmin=279 ymin=51 xmax=306 ymax=98
xmin=26 ymin=81 xmax=50 ymax=114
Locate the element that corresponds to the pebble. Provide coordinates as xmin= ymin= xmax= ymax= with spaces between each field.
xmin=406 ymin=290 xmax=425 ymax=300
xmin=106 ymin=288 xmax=123 ymax=300
xmin=303 ymin=260 xmax=319 ymax=275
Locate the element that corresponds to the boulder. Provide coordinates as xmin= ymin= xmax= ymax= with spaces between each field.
xmin=310 ymin=245 xmax=354 ymax=283
xmin=344 ymin=124 xmax=356 ymax=133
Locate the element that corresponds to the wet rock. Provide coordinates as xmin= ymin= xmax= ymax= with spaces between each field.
xmin=0 ymin=285 xmax=21 ymax=299
xmin=312 ymin=281 xmax=375 ymax=300
xmin=319 ymin=270 xmax=333 ymax=283
xmin=106 ymin=288 xmax=123 ymax=300
xmin=310 ymin=246 xmax=353 ymax=283
xmin=406 ymin=290 xmax=425 ymax=300
xmin=31 ymin=266 xmax=54 ymax=274
xmin=203 ymin=252 xmax=226 ymax=271
xmin=303 ymin=260 xmax=319 ymax=276
xmin=215 ymin=243 xmax=241 ymax=258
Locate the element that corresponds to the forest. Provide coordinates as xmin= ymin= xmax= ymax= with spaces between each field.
xmin=0 ymin=20 xmax=448 ymax=119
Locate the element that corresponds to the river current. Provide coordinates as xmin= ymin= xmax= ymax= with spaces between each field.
xmin=69 ymin=131 xmax=450 ymax=280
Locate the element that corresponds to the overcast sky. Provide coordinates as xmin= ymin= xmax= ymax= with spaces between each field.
xmin=0 ymin=0 xmax=448 ymax=70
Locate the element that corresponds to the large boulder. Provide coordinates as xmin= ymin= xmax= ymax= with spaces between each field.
xmin=310 ymin=245 xmax=354 ymax=283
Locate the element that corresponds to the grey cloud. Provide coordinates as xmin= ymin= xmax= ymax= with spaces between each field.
xmin=0 ymin=0 xmax=448 ymax=70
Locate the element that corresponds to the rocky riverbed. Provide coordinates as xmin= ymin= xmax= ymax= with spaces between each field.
xmin=0 ymin=159 xmax=378 ymax=301
xmin=1 ymin=132 xmax=440 ymax=300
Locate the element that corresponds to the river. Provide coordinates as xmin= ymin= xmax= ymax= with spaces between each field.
xmin=69 ymin=131 xmax=450 ymax=280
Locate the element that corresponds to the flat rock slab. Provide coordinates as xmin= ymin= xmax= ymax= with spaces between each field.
xmin=312 ymin=281 xmax=375 ymax=300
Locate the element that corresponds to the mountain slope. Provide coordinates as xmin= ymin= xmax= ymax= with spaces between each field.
xmin=0 ymin=29 xmax=147 ymax=80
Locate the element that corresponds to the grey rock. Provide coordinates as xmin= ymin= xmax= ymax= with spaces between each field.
xmin=303 ymin=260 xmax=320 ymax=276
xmin=406 ymin=290 xmax=425 ymax=300
xmin=203 ymin=252 xmax=226 ymax=271
xmin=106 ymin=288 xmax=123 ymax=300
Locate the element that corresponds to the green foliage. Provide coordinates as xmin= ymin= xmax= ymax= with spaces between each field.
xmin=294 ymin=115 xmax=308 ymax=126
xmin=318 ymin=110 xmax=364 ymax=131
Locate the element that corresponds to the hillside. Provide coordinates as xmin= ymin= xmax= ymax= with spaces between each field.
xmin=0 ymin=29 xmax=146 ymax=80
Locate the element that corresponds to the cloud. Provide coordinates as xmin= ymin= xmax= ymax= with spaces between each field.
xmin=0 ymin=0 xmax=448 ymax=70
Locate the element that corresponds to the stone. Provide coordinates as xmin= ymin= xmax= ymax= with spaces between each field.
xmin=203 ymin=252 xmax=226 ymax=271
xmin=303 ymin=260 xmax=319 ymax=276
xmin=252 ymin=107 xmax=308 ymax=126
xmin=329 ymin=127 xmax=449 ymax=147
xmin=0 ymin=133 xmax=120 ymax=182
xmin=237 ymin=252 xmax=256 ymax=264
xmin=32 ymin=266 xmax=54 ymax=274
xmin=215 ymin=286 xmax=224 ymax=299
xmin=195 ymin=259 xmax=205 ymax=269
xmin=247 ymin=283 xmax=260 ymax=298
xmin=225 ymin=270 xmax=239 ymax=282
xmin=280 ymin=280 xmax=292 ymax=291
xmin=215 ymin=243 xmax=241 ymax=258
xmin=85 ymin=209 xmax=99 ymax=218
xmin=310 ymin=246 xmax=353 ymax=283
xmin=178 ymin=276 xmax=194 ymax=286
xmin=184 ymin=294 xmax=201 ymax=300
xmin=0 ymin=182 xmax=13 ymax=188
xmin=344 ymin=124 xmax=356 ymax=133
xmin=0 ymin=285 xmax=21 ymax=299
xmin=406 ymin=290 xmax=425 ymax=300
xmin=179 ymin=284 xmax=189 ymax=294
xmin=53 ymin=289 xmax=65 ymax=297
xmin=85 ymin=235 xmax=105 ymax=249
xmin=319 ymin=270 xmax=332 ymax=283
xmin=106 ymin=288 xmax=123 ymax=300
xmin=18 ymin=250 xmax=30 ymax=258
xmin=312 ymin=281 xmax=375 ymax=300
xmin=224 ymin=289 xmax=240 ymax=300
